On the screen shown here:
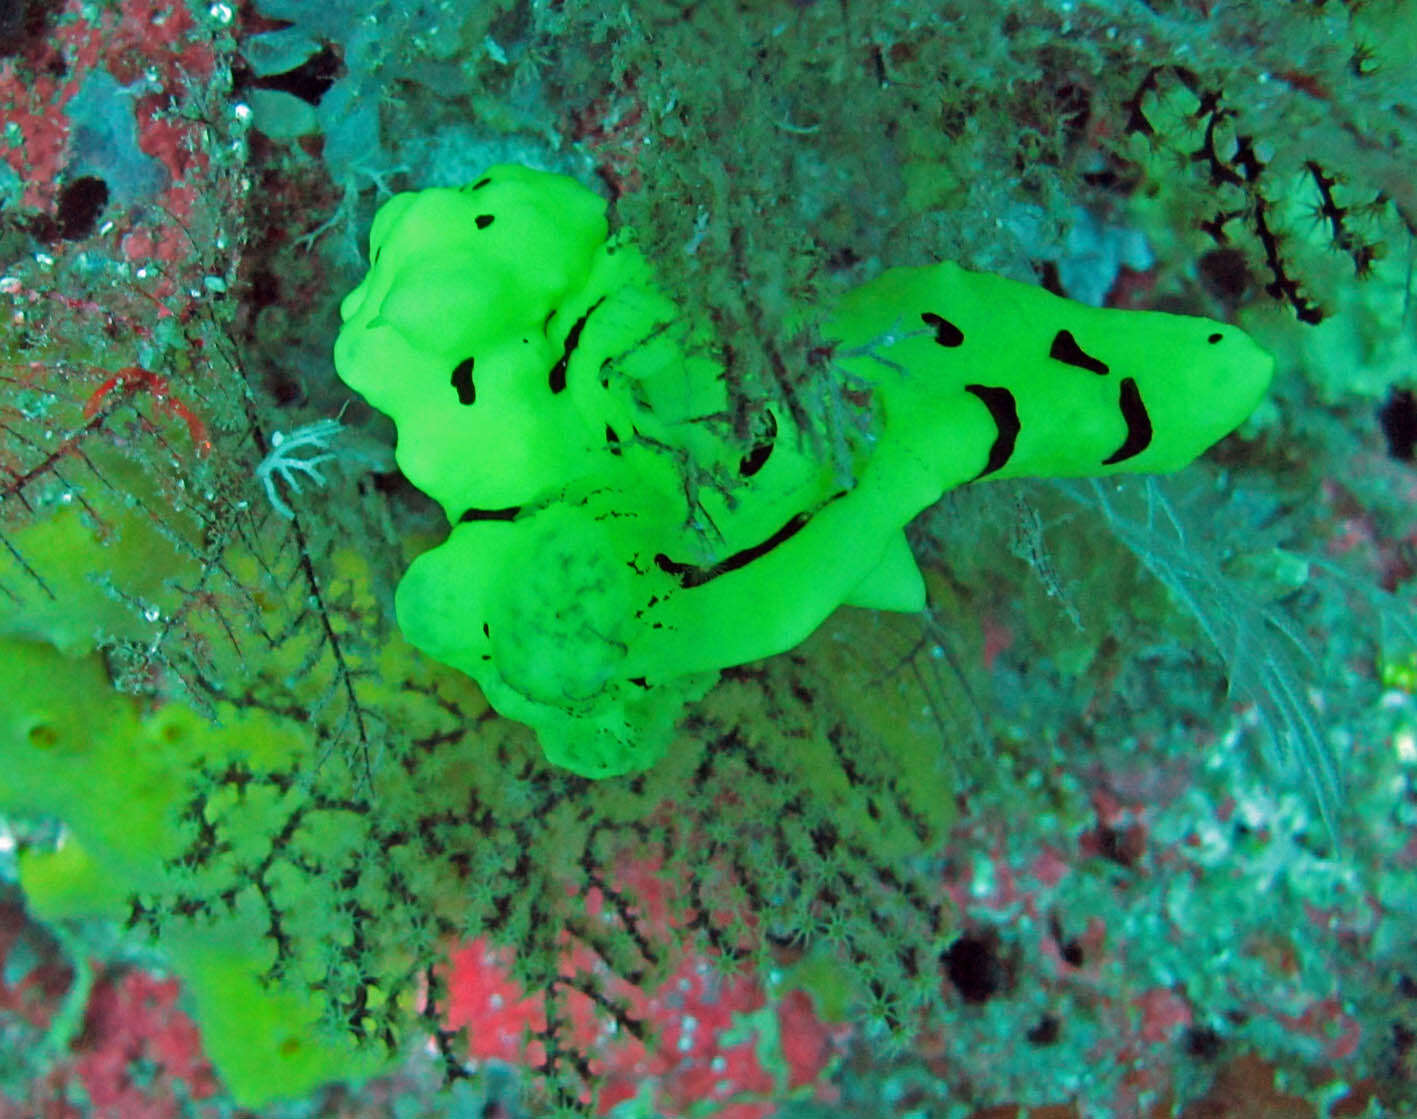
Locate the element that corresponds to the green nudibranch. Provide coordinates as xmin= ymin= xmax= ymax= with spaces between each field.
xmin=334 ymin=163 xmax=1273 ymax=778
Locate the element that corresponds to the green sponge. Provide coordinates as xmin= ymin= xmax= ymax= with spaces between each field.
xmin=334 ymin=163 xmax=1274 ymax=778
xmin=0 ymin=637 xmax=388 ymax=1104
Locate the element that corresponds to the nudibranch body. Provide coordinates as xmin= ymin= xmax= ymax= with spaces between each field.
xmin=335 ymin=163 xmax=1273 ymax=778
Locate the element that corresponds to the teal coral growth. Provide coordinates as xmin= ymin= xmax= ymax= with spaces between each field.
xmin=334 ymin=163 xmax=1274 ymax=778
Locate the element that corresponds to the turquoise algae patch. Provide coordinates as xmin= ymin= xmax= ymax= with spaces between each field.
xmin=334 ymin=163 xmax=1274 ymax=779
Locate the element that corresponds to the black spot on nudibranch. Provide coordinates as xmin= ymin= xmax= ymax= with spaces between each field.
xmin=1208 ymin=332 xmax=1223 ymax=344
xmin=451 ymin=356 xmax=476 ymax=405
xmin=738 ymin=409 xmax=777 ymax=477
xmin=964 ymin=384 xmax=1020 ymax=479
xmin=548 ymin=297 xmax=605 ymax=394
xmin=475 ymin=214 xmax=494 ymax=229
xmin=921 ymin=311 xmax=964 ymax=347
xmin=606 ymin=424 xmax=622 ymax=455
xmin=1049 ymin=329 xmax=1109 ymax=375
xmin=1101 ymin=377 xmax=1153 ymax=465
xmin=458 ymin=505 xmax=522 ymax=524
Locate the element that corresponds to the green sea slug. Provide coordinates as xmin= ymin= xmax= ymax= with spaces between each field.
xmin=334 ymin=163 xmax=1273 ymax=778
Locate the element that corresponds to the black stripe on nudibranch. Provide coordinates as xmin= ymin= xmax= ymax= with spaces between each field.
xmin=654 ymin=491 xmax=848 ymax=589
xmin=655 ymin=512 xmax=810 ymax=588
xmin=738 ymin=409 xmax=777 ymax=477
xmin=451 ymin=356 xmax=476 ymax=405
xmin=1049 ymin=329 xmax=1109 ymax=375
xmin=467 ymin=177 xmax=491 ymax=191
xmin=921 ymin=311 xmax=964 ymax=347
xmin=458 ymin=505 xmax=522 ymax=523
xmin=964 ymin=384 xmax=1020 ymax=479
xmin=1101 ymin=377 xmax=1153 ymax=465
xmin=475 ymin=214 xmax=494 ymax=229
xmin=548 ymin=297 xmax=605 ymax=394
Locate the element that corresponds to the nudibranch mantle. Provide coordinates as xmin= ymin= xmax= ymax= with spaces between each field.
xmin=334 ymin=163 xmax=1273 ymax=778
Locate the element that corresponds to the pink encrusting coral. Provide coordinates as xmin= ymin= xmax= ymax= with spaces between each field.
xmin=443 ymin=942 xmax=847 ymax=1117
xmin=0 ymin=0 xmax=216 ymax=242
xmin=441 ymin=851 xmax=851 ymax=1117
xmin=67 ymin=971 xmax=219 ymax=1118
xmin=0 ymin=899 xmax=218 ymax=1119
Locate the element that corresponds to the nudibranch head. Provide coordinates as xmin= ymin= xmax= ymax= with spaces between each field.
xmin=826 ymin=261 xmax=1274 ymax=489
